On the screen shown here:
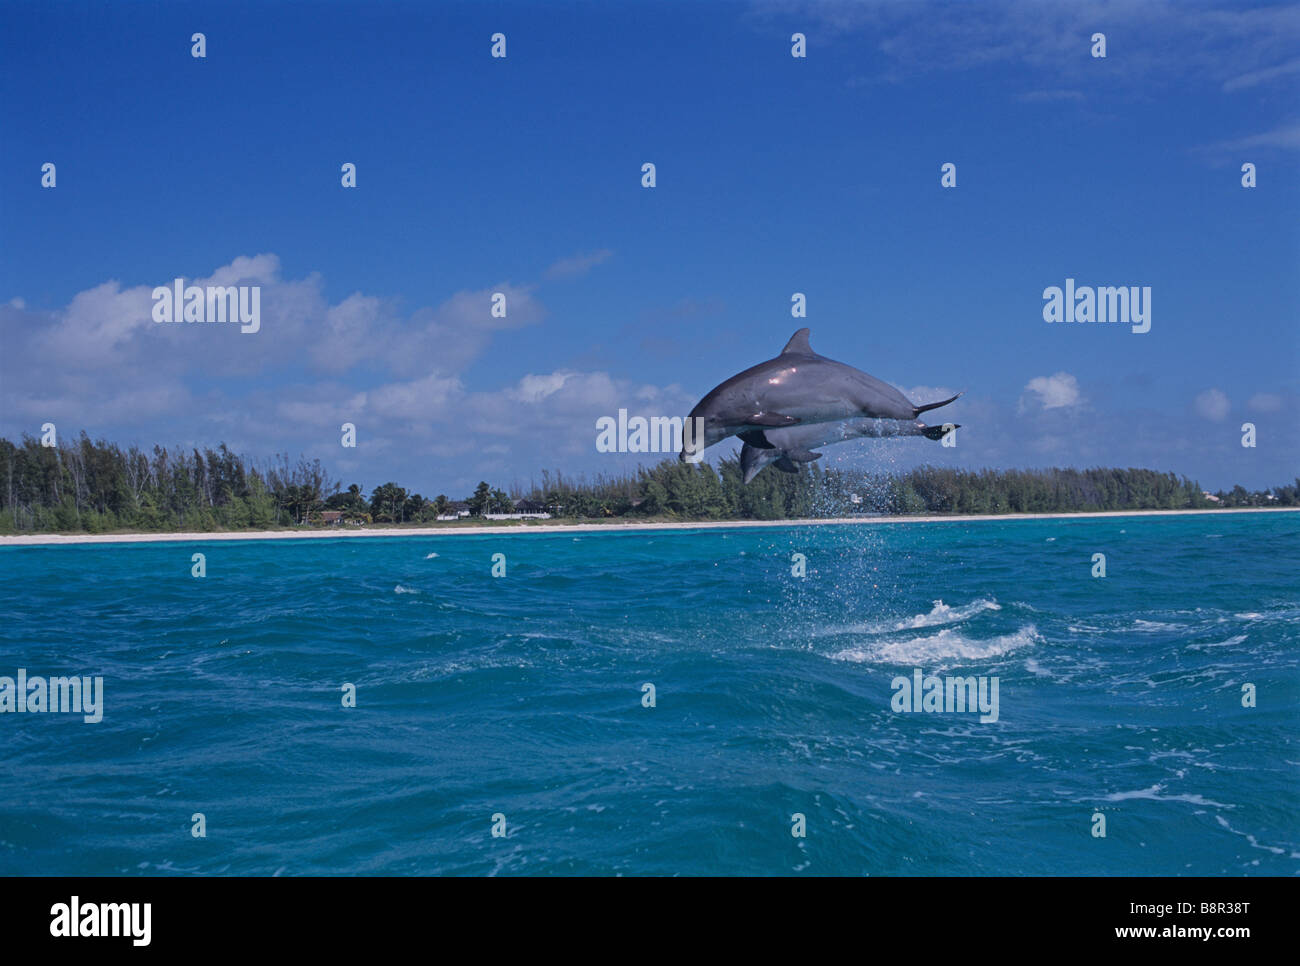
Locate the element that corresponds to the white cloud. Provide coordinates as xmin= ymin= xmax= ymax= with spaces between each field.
xmin=35 ymin=279 xmax=155 ymax=366
xmin=435 ymin=284 xmax=545 ymax=333
xmin=198 ymin=253 xmax=280 ymax=287
xmin=514 ymin=372 xmax=570 ymax=403
xmin=1020 ymin=372 xmax=1082 ymax=411
xmin=1248 ymin=392 xmax=1283 ymax=412
xmin=0 ymin=253 xmax=853 ymax=493
xmin=1195 ymin=388 xmax=1231 ymax=422
xmin=369 ymin=374 xmax=463 ymax=421
xmin=275 ymin=388 xmax=371 ymax=430
xmin=310 ymin=292 xmax=394 ymax=372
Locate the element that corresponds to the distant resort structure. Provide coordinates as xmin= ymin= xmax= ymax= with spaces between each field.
xmin=442 ymin=499 xmax=551 ymax=522
xmin=306 ymin=499 xmax=552 ymax=526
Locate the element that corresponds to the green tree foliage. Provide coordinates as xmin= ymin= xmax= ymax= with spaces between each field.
xmin=467 ymin=481 xmax=492 ymax=516
xmin=0 ymin=433 xmax=337 ymax=532
xmin=368 ymin=482 xmax=408 ymax=523
xmin=2 ymin=432 xmax=1294 ymax=535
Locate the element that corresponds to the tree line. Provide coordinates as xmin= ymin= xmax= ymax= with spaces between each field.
xmin=0 ymin=432 xmax=1296 ymax=534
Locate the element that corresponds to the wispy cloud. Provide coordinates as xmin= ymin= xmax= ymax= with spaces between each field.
xmin=1222 ymin=56 xmax=1300 ymax=91
xmin=544 ymin=249 xmax=613 ymax=280
xmin=747 ymin=0 xmax=1300 ymax=91
xmin=1015 ymin=89 xmax=1086 ymax=104
xmin=1194 ymin=388 xmax=1231 ymax=422
xmin=1197 ymin=120 xmax=1300 ymax=158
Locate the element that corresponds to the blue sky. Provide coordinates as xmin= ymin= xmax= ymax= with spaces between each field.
xmin=2 ymin=0 xmax=1297 ymax=496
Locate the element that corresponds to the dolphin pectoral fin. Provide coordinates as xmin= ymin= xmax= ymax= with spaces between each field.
xmin=913 ymin=391 xmax=964 ymax=417
xmin=747 ymin=411 xmax=800 ymax=427
xmin=738 ymin=430 xmax=775 ymax=449
xmin=922 ymin=423 xmax=959 ymax=440
xmin=780 ymin=328 xmax=814 ymax=355
xmin=774 ymin=457 xmax=800 ymax=473
xmin=788 ymin=448 xmax=822 ymax=462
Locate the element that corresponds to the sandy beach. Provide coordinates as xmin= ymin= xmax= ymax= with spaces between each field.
xmin=1 ymin=506 xmax=1295 ymax=547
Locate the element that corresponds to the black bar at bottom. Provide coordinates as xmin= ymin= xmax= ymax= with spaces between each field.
xmin=0 ymin=875 xmax=1284 ymax=953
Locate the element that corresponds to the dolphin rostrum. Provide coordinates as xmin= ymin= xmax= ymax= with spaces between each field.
xmin=680 ymin=328 xmax=962 ymax=460
xmin=739 ymin=416 xmax=961 ymax=483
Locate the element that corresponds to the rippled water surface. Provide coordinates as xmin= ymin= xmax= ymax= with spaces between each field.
xmin=2 ymin=512 xmax=1297 ymax=875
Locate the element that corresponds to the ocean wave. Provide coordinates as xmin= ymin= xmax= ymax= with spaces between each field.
xmin=393 ymin=584 xmax=420 ymax=595
xmin=829 ymin=624 xmax=1039 ymax=666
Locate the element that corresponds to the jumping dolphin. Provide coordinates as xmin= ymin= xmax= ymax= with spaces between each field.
xmin=680 ymin=328 xmax=961 ymax=460
xmin=740 ymin=416 xmax=960 ymax=483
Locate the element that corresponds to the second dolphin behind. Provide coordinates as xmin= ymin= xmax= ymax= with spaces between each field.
xmin=739 ymin=416 xmax=959 ymax=483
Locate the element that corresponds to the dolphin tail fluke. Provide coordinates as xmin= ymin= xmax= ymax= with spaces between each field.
xmin=921 ymin=423 xmax=959 ymax=441
xmin=913 ymin=391 xmax=964 ymax=417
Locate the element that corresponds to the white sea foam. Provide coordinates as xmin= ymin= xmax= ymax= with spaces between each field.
xmin=829 ymin=623 xmax=1039 ymax=666
xmin=1102 ymin=784 xmax=1233 ymax=807
xmin=1025 ymin=657 xmax=1052 ymax=677
xmin=424 ymin=552 xmax=439 ymax=559
xmin=1214 ymin=815 xmax=1290 ymax=855
xmin=1189 ymin=633 xmax=1248 ymax=651
xmin=1067 ymin=623 xmax=1106 ymax=634
xmin=899 ymin=598 xmax=1002 ymax=629
xmin=816 ymin=598 xmax=1004 ymax=639
xmin=393 ymin=584 xmax=420 ymax=594
xmin=1132 ymin=619 xmax=1184 ymax=632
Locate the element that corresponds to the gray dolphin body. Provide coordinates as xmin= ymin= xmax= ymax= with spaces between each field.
xmin=740 ymin=417 xmax=959 ymax=483
xmin=680 ymin=328 xmax=961 ymax=460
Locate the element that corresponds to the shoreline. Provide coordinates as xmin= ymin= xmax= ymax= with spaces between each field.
xmin=1 ymin=506 xmax=1295 ymax=547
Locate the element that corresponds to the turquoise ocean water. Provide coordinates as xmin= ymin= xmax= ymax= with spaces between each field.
xmin=1 ymin=512 xmax=1297 ymax=875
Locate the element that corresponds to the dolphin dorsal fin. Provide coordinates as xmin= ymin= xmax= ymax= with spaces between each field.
xmin=781 ymin=328 xmax=814 ymax=355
